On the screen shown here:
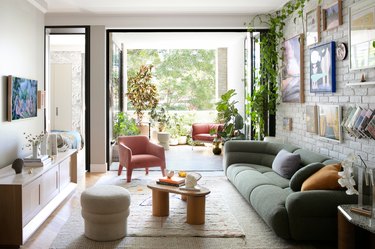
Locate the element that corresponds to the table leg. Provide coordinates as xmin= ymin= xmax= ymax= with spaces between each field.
xmin=152 ymin=189 xmax=169 ymax=217
xmin=186 ymin=196 xmax=205 ymax=225
xmin=338 ymin=211 xmax=355 ymax=249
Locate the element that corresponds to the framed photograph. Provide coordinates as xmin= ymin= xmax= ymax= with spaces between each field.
xmin=7 ymin=75 xmax=38 ymax=121
xmin=323 ymin=0 xmax=343 ymax=31
xmin=349 ymin=0 xmax=375 ymax=70
xmin=306 ymin=6 xmax=321 ymax=46
xmin=281 ymin=34 xmax=304 ymax=103
xmin=283 ymin=118 xmax=292 ymax=131
xmin=310 ymin=41 xmax=336 ymax=93
xmin=318 ymin=105 xmax=342 ymax=142
xmin=306 ymin=105 xmax=318 ymax=133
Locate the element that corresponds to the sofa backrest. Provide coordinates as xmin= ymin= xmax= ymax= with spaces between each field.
xmin=223 ymin=141 xmax=339 ymax=173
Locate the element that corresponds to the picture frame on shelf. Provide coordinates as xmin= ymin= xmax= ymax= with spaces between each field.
xmin=322 ymin=0 xmax=343 ymax=31
xmin=306 ymin=105 xmax=318 ymax=134
xmin=318 ymin=105 xmax=342 ymax=142
xmin=7 ymin=75 xmax=38 ymax=122
xmin=281 ymin=34 xmax=304 ymax=103
xmin=306 ymin=6 xmax=321 ymax=46
xmin=349 ymin=0 xmax=375 ymax=70
xmin=310 ymin=41 xmax=336 ymax=93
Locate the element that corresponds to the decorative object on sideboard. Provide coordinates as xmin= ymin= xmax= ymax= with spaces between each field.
xmin=23 ymin=131 xmax=45 ymax=159
xmin=7 ymin=75 xmax=38 ymax=122
xmin=310 ymin=41 xmax=336 ymax=93
xmin=339 ymin=153 xmax=375 ymax=217
xmin=12 ymin=158 xmax=24 ymax=174
xmin=306 ymin=6 xmax=321 ymax=47
xmin=336 ymin=42 xmax=347 ymax=61
xmin=322 ymin=0 xmax=343 ymax=31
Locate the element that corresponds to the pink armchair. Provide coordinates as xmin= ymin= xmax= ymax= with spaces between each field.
xmin=191 ymin=123 xmax=224 ymax=143
xmin=118 ymin=135 xmax=166 ymax=182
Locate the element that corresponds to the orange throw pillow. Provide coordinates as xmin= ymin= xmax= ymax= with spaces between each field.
xmin=301 ymin=163 xmax=343 ymax=191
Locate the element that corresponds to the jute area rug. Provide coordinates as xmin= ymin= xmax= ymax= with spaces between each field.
xmin=51 ymin=171 xmax=332 ymax=249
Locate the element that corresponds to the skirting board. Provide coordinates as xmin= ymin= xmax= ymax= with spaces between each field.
xmin=90 ymin=163 xmax=108 ymax=173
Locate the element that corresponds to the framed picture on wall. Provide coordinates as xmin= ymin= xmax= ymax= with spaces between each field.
xmin=281 ymin=34 xmax=304 ymax=103
xmin=322 ymin=0 xmax=343 ymax=31
xmin=306 ymin=6 xmax=321 ymax=46
xmin=318 ymin=105 xmax=342 ymax=142
xmin=310 ymin=41 xmax=336 ymax=93
xmin=283 ymin=118 xmax=292 ymax=131
xmin=7 ymin=75 xmax=38 ymax=122
xmin=306 ymin=105 xmax=318 ymax=133
xmin=349 ymin=0 xmax=375 ymax=70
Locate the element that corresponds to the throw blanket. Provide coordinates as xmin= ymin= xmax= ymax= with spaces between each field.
xmin=51 ymin=130 xmax=84 ymax=151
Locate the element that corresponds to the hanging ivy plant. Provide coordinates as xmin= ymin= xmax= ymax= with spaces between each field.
xmin=246 ymin=0 xmax=319 ymax=140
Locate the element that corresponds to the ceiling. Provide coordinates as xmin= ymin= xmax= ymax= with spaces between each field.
xmin=45 ymin=0 xmax=289 ymax=15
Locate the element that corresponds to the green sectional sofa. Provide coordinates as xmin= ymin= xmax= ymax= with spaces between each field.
xmin=223 ymin=140 xmax=357 ymax=241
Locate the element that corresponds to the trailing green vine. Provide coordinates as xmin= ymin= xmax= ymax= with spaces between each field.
xmin=246 ymin=0 xmax=318 ymax=140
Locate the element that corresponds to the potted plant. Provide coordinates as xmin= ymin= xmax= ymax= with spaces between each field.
xmin=149 ymin=106 xmax=171 ymax=150
xmin=216 ymin=89 xmax=245 ymax=142
xmin=112 ymin=112 xmax=140 ymax=161
xmin=127 ymin=64 xmax=159 ymax=135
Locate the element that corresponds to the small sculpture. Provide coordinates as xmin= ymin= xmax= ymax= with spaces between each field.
xmin=12 ymin=158 xmax=24 ymax=174
xmin=185 ymin=174 xmax=198 ymax=188
xmin=165 ymin=170 xmax=174 ymax=179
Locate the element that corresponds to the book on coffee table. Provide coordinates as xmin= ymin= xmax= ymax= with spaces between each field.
xmin=158 ymin=176 xmax=185 ymax=185
xmin=156 ymin=180 xmax=185 ymax=187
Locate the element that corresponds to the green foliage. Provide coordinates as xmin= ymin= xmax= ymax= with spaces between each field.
xmin=247 ymin=0 xmax=315 ymax=140
xmin=149 ymin=107 xmax=170 ymax=132
xmin=113 ymin=112 xmax=140 ymax=141
xmin=127 ymin=65 xmax=159 ymax=123
xmin=216 ymin=89 xmax=245 ymax=141
xmin=127 ymin=49 xmax=215 ymax=111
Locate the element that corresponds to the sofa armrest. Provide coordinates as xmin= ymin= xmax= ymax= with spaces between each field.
xmin=286 ymin=190 xmax=358 ymax=217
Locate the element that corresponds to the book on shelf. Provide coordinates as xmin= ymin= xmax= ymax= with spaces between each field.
xmin=24 ymin=157 xmax=52 ymax=167
xmin=179 ymin=185 xmax=201 ymax=192
xmin=365 ymin=116 xmax=375 ymax=139
xmin=24 ymin=154 xmax=49 ymax=162
xmin=156 ymin=180 xmax=185 ymax=187
xmin=158 ymin=176 xmax=185 ymax=185
xmin=360 ymin=109 xmax=375 ymax=138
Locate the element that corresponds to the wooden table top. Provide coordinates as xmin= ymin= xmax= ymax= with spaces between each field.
xmin=147 ymin=182 xmax=210 ymax=197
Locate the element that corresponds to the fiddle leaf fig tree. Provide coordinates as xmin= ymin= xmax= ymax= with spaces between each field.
xmin=216 ymin=89 xmax=245 ymax=141
xmin=127 ymin=64 xmax=159 ymax=124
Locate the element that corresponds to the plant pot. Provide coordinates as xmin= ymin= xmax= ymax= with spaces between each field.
xmin=157 ymin=132 xmax=170 ymax=150
xmin=178 ymin=136 xmax=187 ymax=145
xmin=169 ymin=138 xmax=178 ymax=146
xmin=212 ymin=141 xmax=222 ymax=155
xmin=137 ymin=124 xmax=150 ymax=137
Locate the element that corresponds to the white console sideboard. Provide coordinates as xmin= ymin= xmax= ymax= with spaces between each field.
xmin=0 ymin=149 xmax=77 ymax=247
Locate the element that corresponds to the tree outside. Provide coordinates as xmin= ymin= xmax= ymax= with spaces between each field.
xmin=127 ymin=49 xmax=216 ymax=111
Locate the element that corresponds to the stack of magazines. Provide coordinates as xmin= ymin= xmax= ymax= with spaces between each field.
xmin=341 ymin=106 xmax=375 ymax=139
xmin=156 ymin=176 xmax=185 ymax=187
xmin=24 ymin=155 xmax=52 ymax=167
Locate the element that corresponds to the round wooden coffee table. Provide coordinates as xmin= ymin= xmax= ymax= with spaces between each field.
xmin=147 ymin=182 xmax=210 ymax=225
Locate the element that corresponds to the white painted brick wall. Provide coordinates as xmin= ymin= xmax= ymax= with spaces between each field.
xmin=277 ymin=0 xmax=375 ymax=167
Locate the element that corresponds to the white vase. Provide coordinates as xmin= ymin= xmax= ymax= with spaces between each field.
xmin=157 ymin=132 xmax=170 ymax=150
xmin=32 ymin=144 xmax=39 ymax=159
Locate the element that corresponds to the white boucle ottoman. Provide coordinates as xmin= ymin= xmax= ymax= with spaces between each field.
xmin=81 ymin=185 xmax=131 ymax=241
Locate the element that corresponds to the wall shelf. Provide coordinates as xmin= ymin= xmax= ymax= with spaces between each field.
xmin=346 ymin=81 xmax=375 ymax=87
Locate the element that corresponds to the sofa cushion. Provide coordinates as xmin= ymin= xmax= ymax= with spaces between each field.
xmin=272 ymin=149 xmax=301 ymax=179
xmin=301 ymin=163 xmax=343 ymax=191
xmin=289 ymin=162 xmax=325 ymax=191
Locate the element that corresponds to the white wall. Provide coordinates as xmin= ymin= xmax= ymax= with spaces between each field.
xmin=227 ymin=37 xmax=246 ymax=118
xmin=90 ymin=26 xmax=107 ymax=172
xmin=0 ymin=0 xmax=45 ymax=168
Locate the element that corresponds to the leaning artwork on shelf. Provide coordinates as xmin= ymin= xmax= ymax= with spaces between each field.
xmin=306 ymin=105 xmax=318 ymax=134
xmin=318 ymin=105 xmax=342 ymax=142
xmin=310 ymin=41 xmax=336 ymax=93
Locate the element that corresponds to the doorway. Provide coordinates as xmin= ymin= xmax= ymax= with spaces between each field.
xmin=45 ymin=26 xmax=90 ymax=173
